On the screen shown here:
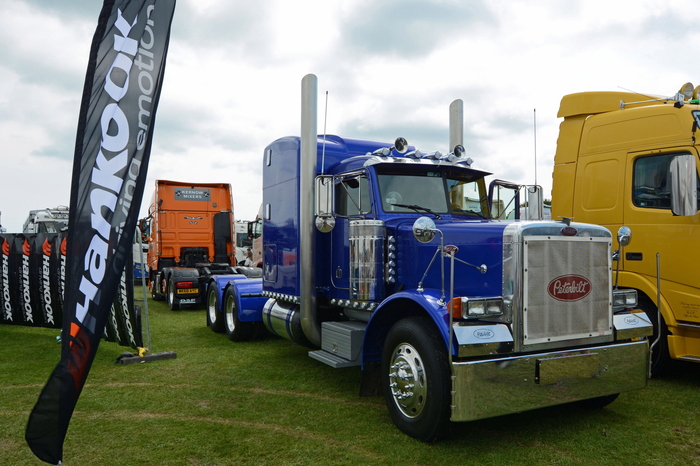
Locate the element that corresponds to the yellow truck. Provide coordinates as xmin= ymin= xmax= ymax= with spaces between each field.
xmin=552 ymin=84 xmax=700 ymax=374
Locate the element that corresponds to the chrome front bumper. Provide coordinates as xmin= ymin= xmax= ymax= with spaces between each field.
xmin=450 ymin=340 xmax=649 ymax=422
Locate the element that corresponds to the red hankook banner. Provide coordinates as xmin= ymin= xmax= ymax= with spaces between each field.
xmin=25 ymin=1 xmax=176 ymax=464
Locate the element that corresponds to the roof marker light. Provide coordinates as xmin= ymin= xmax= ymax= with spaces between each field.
xmin=421 ymin=151 xmax=441 ymax=160
xmin=367 ymin=137 xmax=408 ymax=157
xmin=679 ymin=82 xmax=694 ymax=100
xmin=392 ymin=137 xmax=408 ymax=154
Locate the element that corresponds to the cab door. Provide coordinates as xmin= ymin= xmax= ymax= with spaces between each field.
xmin=624 ymin=148 xmax=700 ymax=324
xmin=329 ymin=172 xmax=372 ymax=296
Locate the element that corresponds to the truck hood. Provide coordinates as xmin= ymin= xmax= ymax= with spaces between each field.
xmin=389 ymin=218 xmax=509 ymax=298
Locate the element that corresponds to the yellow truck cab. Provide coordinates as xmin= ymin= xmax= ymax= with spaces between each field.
xmin=552 ymin=84 xmax=700 ymax=374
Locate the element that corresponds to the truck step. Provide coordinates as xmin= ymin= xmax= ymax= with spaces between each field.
xmin=308 ymin=320 xmax=366 ymax=368
xmin=308 ymin=349 xmax=361 ymax=368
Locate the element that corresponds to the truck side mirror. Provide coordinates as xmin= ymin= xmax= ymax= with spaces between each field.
xmin=521 ymin=185 xmax=544 ymax=220
xmin=413 ymin=216 xmax=437 ymax=243
xmin=614 ymin=226 xmax=632 ymax=289
xmin=315 ymin=175 xmax=335 ymax=232
xmin=670 ymin=154 xmax=698 ymax=216
xmin=617 ymin=226 xmax=632 ymax=248
xmin=488 ymin=180 xmax=519 ymax=219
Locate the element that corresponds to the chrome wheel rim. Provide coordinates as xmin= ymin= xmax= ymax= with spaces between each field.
xmin=207 ymin=289 xmax=217 ymax=323
xmin=225 ymin=294 xmax=236 ymax=332
xmin=388 ymin=342 xmax=426 ymax=418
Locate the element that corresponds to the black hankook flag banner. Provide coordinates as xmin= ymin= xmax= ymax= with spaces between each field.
xmin=25 ymin=1 xmax=175 ymax=463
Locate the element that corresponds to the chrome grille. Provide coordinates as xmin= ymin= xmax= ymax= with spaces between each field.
xmin=523 ymin=237 xmax=612 ymax=345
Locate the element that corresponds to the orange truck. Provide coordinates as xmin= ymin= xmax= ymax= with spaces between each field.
xmin=143 ymin=180 xmax=238 ymax=310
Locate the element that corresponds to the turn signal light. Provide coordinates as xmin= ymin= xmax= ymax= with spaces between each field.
xmin=613 ymin=289 xmax=638 ymax=309
xmin=450 ymin=297 xmax=504 ymax=319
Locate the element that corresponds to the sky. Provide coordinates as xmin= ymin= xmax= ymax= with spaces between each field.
xmin=1 ymin=0 xmax=700 ymax=233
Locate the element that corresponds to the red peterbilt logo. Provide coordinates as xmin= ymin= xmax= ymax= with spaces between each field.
xmin=547 ymin=275 xmax=592 ymax=302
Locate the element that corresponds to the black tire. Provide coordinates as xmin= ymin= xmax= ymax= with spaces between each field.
xmin=223 ymin=286 xmax=256 ymax=341
xmin=206 ymin=282 xmax=224 ymax=333
xmin=166 ymin=277 xmax=179 ymax=311
xmin=575 ymin=393 xmax=620 ymax=410
xmin=381 ymin=316 xmax=452 ymax=442
xmin=639 ymin=293 xmax=670 ymax=377
xmin=150 ymin=273 xmax=164 ymax=301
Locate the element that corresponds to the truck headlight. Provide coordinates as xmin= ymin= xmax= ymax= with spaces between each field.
xmin=450 ymin=297 xmax=504 ymax=319
xmin=613 ymin=289 xmax=638 ymax=309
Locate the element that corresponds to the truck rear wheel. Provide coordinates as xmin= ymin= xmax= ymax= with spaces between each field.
xmin=381 ymin=316 xmax=451 ymax=442
xmin=166 ymin=277 xmax=179 ymax=311
xmin=206 ymin=282 xmax=224 ymax=333
xmin=150 ymin=272 xmax=164 ymax=301
xmin=224 ymin=286 xmax=256 ymax=341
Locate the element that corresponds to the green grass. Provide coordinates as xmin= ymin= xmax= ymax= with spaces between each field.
xmin=2 ymin=289 xmax=700 ymax=465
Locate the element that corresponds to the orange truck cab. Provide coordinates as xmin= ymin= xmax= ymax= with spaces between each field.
xmin=144 ymin=180 xmax=237 ymax=309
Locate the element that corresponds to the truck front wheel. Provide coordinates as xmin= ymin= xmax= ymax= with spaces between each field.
xmin=206 ymin=282 xmax=224 ymax=333
xmin=223 ymin=286 xmax=256 ymax=341
xmin=575 ymin=393 xmax=619 ymax=409
xmin=381 ymin=317 xmax=451 ymax=442
xmin=639 ymin=293 xmax=671 ymax=377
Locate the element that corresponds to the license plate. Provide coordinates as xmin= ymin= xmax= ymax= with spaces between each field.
xmin=177 ymin=288 xmax=199 ymax=295
xmin=535 ymin=353 xmax=599 ymax=385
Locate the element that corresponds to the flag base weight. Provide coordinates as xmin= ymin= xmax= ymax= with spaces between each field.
xmin=118 ymin=352 xmax=177 ymax=365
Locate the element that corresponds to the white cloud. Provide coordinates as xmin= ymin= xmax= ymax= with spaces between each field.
xmin=2 ymin=0 xmax=700 ymax=231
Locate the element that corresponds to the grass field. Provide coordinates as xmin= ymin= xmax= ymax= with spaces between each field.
xmin=2 ymin=289 xmax=700 ymax=465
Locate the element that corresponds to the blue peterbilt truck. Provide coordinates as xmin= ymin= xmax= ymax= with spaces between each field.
xmin=204 ymin=75 xmax=653 ymax=441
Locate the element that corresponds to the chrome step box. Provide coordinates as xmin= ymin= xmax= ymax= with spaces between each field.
xmin=308 ymin=321 xmax=366 ymax=368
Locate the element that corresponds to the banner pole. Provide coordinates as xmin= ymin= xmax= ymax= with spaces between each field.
xmin=119 ymin=224 xmax=176 ymax=365
xmin=136 ymin=225 xmax=152 ymax=352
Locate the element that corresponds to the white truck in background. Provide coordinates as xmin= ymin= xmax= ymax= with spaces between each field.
xmin=234 ymin=209 xmax=262 ymax=267
xmin=22 ymin=206 xmax=70 ymax=234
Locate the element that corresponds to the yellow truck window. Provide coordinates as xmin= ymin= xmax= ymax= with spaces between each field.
xmin=632 ymin=154 xmax=675 ymax=209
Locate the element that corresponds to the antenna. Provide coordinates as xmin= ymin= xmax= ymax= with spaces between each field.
xmin=533 ymin=108 xmax=537 ymax=186
xmin=321 ymin=91 xmax=328 ymax=174
xmin=617 ymin=86 xmax=656 ymax=101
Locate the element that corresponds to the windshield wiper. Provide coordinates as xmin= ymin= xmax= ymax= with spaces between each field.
xmin=456 ymin=209 xmax=486 ymax=219
xmin=392 ymin=203 xmax=442 ymax=219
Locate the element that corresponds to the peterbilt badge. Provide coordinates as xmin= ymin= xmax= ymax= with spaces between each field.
xmin=547 ymin=275 xmax=592 ymax=302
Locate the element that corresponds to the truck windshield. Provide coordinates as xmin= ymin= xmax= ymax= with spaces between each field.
xmin=376 ymin=166 xmax=489 ymax=217
xmin=39 ymin=221 xmax=67 ymax=233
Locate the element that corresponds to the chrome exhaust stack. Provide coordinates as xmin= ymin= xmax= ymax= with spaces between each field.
xmin=449 ymin=99 xmax=463 ymax=149
xmin=300 ymin=74 xmax=321 ymax=347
